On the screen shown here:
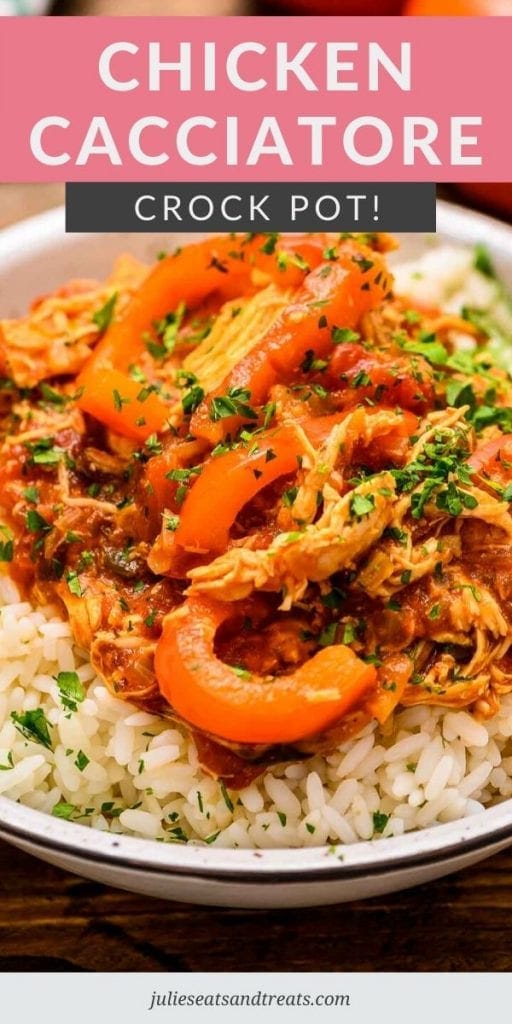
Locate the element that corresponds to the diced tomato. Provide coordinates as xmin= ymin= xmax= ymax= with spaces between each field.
xmin=328 ymin=344 xmax=435 ymax=413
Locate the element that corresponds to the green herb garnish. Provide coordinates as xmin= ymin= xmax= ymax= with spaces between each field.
xmin=92 ymin=292 xmax=117 ymax=332
xmin=56 ymin=671 xmax=85 ymax=712
xmin=11 ymin=708 xmax=52 ymax=750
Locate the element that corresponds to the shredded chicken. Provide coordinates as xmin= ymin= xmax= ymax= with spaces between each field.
xmin=182 ymin=283 xmax=293 ymax=396
xmin=91 ymin=632 xmax=158 ymax=704
xmin=0 ymin=254 xmax=146 ymax=387
xmin=187 ymin=472 xmax=396 ymax=607
xmin=292 ymin=407 xmax=404 ymax=525
xmin=356 ymin=534 xmax=461 ymax=599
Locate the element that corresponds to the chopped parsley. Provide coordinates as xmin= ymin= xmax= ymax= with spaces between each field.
xmin=445 ymin=379 xmax=476 ymax=413
xmin=318 ymin=622 xmax=337 ymax=647
xmin=471 ymin=404 xmax=512 ymax=434
xmin=66 ymin=570 xmax=84 ymax=598
xmin=320 ymin=586 xmax=346 ymax=609
xmin=140 ymin=435 xmax=160 ymax=458
xmin=262 ymin=401 xmax=276 ymax=429
xmin=26 ymin=509 xmax=51 ymax=533
xmin=260 ymin=232 xmax=279 ymax=255
xmin=384 ymin=526 xmax=408 ymax=545
xmin=208 ymin=256 xmax=229 ymax=274
xmin=56 ymin=671 xmax=85 ymax=712
xmin=11 ymin=708 xmax=52 ymax=750
xmin=0 ymin=525 xmax=13 ymax=563
xmin=351 ymin=370 xmax=371 ymax=389
xmin=164 ymin=514 xmax=180 ymax=532
xmin=342 ymin=622 xmax=357 ymax=645
xmin=75 ymin=750 xmax=89 ymax=772
xmin=220 ymin=781 xmax=234 ymax=813
xmin=282 ymin=486 xmax=298 ymax=509
xmin=39 ymin=383 xmax=68 ymax=406
xmin=331 ymin=327 xmax=360 ymax=344
xmin=52 ymin=801 xmax=78 ymax=820
xmin=277 ymin=251 xmax=310 ymax=273
xmin=0 ymin=752 xmax=14 ymax=772
xmin=353 ymin=255 xmax=374 ymax=273
xmin=146 ymin=301 xmax=187 ymax=359
xmin=392 ymin=426 xmax=477 ymax=521
xmin=372 ymin=811 xmax=390 ymax=835
xmin=92 ymin=292 xmax=117 ymax=332
xmin=229 ymin=664 xmax=252 ymax=680
xmin=350 ymin=493 xmax=375 ymax=519
xmin=204 ymin=831 xmax=221 ymax=844
xmin=22 ymin=486 xmax=39 ymax=504
xmin=113 ymin=389 xmax=130 ymax=412
xmin=25 ymin=437 xmax=62 ymax=467
xmin=182 ymin=383 xmax=205 ymax=415
xmin=165 ymin=465 xmax=201 ymax=507
xmin=435 ymin=480 xmax=477 ymax=517
xmin=209 ymin=386 xmax=258 ymax=422
xmin=402 ymin=332 xmax=448 ymax=366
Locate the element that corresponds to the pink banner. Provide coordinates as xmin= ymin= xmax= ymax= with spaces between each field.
xmin=0 ymin=16 xmax=510 ymax=182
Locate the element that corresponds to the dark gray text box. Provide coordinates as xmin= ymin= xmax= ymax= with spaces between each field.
xmin=65 ymin=182 xmax=436 ymax=233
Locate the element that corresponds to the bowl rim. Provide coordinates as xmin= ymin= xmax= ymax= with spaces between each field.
xmin=1 ymin=197 xmax=512 ymax=883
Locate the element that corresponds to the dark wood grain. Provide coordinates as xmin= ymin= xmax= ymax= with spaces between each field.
xmin=1 ymin=838 xmax=512 ymax=971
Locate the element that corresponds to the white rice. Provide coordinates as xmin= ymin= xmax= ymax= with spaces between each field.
xmin=1 ymin=242 xmax=512 ymax=849
xmin=2 ymin=574 xmax=512 ymax=850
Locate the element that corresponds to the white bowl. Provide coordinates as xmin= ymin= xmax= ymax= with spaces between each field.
xmin=1 ymin=202 xmax=512 ymax=908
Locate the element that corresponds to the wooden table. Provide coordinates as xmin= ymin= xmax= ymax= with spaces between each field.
xmin=1 ymin=840 xmax=512 ymax=971
xmin=1 ymin=181 xmax=512 ymax=973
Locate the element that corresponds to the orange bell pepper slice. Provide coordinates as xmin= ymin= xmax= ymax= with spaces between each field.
xmin=81 ymin=233 xmax=329 ymax=376
xmin=76 ymin=234 xmax=329 ymax=440
xmin=78 ymin=366 xmax=170 ymax=442
xmin=155 ymin=597 xmax=377 ymax=744
xmin=174 ymin=424 xmax=304 ymax=555
xmin=190 ymin=241 xmax=392 ymax=444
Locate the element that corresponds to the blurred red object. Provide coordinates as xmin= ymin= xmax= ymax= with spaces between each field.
xmin=268 ymin=0 xmax=402 ymax=12
xmin=454 ymin=184 xmax=512 ymax=222
xmin=403 ymin=0 xmax=511 ymax=13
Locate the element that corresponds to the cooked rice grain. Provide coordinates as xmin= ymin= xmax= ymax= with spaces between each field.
xmin=2 ymin=575 xmax=512 ymax=849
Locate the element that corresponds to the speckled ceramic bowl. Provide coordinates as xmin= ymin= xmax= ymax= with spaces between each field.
xmin=1 ymin=201 xmax=512 ymax=908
